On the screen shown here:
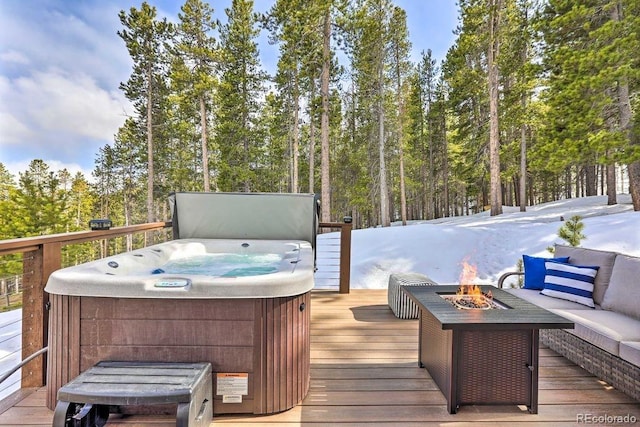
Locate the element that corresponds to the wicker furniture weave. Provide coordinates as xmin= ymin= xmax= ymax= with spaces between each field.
xmin=540 ymin=328 xmax=640 ymax=401
xmin=500 ymin=269 xmax=640 ymax=403
xmin=403 ymin=285 xmax=573 ymax=414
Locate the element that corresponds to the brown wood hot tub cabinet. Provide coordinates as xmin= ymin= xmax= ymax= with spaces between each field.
xmin=46 ymin=292 xmax=311 ymax=416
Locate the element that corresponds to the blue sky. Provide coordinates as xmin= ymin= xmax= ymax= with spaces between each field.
xmin=0 ymin=0 xmax=458 ymax=180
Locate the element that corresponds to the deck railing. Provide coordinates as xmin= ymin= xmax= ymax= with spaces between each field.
xmin=0 ymin=220 xmax=352 ymax=389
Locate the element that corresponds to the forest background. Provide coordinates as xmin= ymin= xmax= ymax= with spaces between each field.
xmin=0 ymin=0 xmax=639 ymax=271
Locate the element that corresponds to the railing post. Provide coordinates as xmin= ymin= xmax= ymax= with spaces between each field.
xmin=21 ymin=242 xmax=61 ymax=387
xmin=339 ymin=219 xmax=352 ymax=294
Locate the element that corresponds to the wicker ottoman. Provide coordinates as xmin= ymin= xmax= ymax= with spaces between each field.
xmin=387 ymin=273 xmax=437 ymax=319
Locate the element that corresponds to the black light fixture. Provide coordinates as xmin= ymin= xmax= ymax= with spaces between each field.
xmin=89 ymin=219 xmax=112 ymax=230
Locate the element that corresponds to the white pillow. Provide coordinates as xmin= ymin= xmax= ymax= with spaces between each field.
xmin=541 ymin=260 xmax=599 ymax=308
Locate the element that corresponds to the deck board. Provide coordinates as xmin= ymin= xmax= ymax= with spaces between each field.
xmin=0 ymin=289 xmax=638 ymax=426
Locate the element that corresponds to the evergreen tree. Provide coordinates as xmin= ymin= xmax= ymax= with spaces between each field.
xmin=0 ymin=164 xmax=17 ymax=240
xmin=266 ymin=0 xmax=313 ymax=192
xmin=487 ymin=0 xmax=504 ymax=216
xmin=0 ymin=163 xmax=20 ymax=277
xmin=443 ymin=0 xmax=491 ymax=214
xmin=388 ymin=6 xmax=412 ymax=225
xmin=407 ymin=50 xmax=442 ymax=220
xmin=63 ymin=173 xmax=98 ymax=266
xmin=258 ymin=91 xmax=290 ymax=191
xmin=319 ymin=1 xmax=333 ymax=222
xmin=558 ymin=215 xmax=586 ymax=247
xmin=539 ymin=0 xmax=640 ymax=206
xmin=215 ymin=0 xmax=266 ymax=192
xmin=14 ymin=160 xmax=68 ymax=237
xmin=346 ymin=0 xmax=395 ymax=227
xmin=118 ymin=2 xmax=173 ymax=222
xmin=172 ymin=0 xmax=218 ymax=191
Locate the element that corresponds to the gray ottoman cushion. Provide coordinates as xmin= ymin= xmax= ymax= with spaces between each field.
xmin=388 ymin=273 xmax=437 ymax=319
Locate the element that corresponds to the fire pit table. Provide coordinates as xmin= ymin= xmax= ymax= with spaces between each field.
xmin=403 ymin=285 xmax=574 ymax=414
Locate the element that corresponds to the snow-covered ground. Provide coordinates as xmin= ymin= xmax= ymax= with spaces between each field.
xmin=334 ymin=194 xmax=639 ymax=289
xmin=0 ymin=309 xmax=22 ymax=401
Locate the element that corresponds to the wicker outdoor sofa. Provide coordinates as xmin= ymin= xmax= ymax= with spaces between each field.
xmin=498 ymin=244 xmax=640 ymax=402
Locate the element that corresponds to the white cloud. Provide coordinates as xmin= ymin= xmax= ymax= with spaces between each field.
xmin=0 ymin=1 xmax=135 ymax=175
xmin=2 ymin=159 xmax=94 ymax=184
xmin=15 ymin=68 xmax=131 ymax=141
xmin=0 ymin=50 xmax=30 ymax=65
xmin=0 ymin=68 xmax=132 ymax=154
xmin=0 ymin=111 xmax=35 ymax=145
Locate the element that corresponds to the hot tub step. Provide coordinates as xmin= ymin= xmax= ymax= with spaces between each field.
xmin=52 ymin=361 xmax=212 ymax=427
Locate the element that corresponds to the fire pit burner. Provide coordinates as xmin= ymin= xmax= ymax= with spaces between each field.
xmin=440 ymin=293 xmax=508 ymax=310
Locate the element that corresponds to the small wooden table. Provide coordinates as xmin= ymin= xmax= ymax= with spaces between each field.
xmin=403 ymin=285 xmax=573 ymax=414
xmin=52 ymin=361 xmax=213 ymax=427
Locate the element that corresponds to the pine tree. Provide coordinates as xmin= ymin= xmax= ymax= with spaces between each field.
xmin=0 ymin=164 xmax=20 ymax=277
xmin=216 ymin=0 xmax=266 ymax=192
xmin=388 ymin=6 xmax=412 ymax=225
xmin=443 ymin=0 xmax=491 ymax=214
xmin=172 ymin=0 xmax=218 ymax=191
xmin=118 ymin=2 xmax=173 ymax=222
xmin=0 ymin=164 xmax=17 ymax=240
xmin=266 ymin=0 xmax=303 ymax=193
xmin=319 ymin=1 xmax=333 ymax=222
xmin=346 ymin=0 xmax=394 ymax=227
xmin=14 ymin=160 xmax=68 ymax=237
xmin=487 ymin=0 xmax=504 ymax=216
xmin=558 ymin=215 xmax=586 ymax=247
xmin=538 ymin=0 xmax=640 ymax=206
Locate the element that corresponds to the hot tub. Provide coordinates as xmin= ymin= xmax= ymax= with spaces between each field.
xmin=45 ymin=238 xmax=314 ymax=299
xmin=45 ymin=238 xmax=312 ymax=415
xmin=45 ymin=192 xmax=319 ymax=416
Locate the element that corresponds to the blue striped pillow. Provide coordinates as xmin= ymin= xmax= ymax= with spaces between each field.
xmin=541 ymin=260 xmax=599 ymax=308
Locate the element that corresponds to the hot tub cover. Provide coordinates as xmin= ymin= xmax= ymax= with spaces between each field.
xmin=169 ymin=192 xmax=319 ymax=250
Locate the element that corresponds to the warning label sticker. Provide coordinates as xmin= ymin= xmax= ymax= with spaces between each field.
xmin=216 ymin=373 xmax=249 ymax=398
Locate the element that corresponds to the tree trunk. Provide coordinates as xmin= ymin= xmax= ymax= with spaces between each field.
xmin=443 ymin=116 xmax=450 ymax=217
xmin=585 ymin=165 xmax=597 ymax=196
xmin=379 ymin=104 xmax=389 ymax=226
xmin=428 ymin=115 xmax=434 ymax=219
xmin=395 ymin=54 xmax=406 ymax=226
xmin=519 ymin=122 xmax=527 ymax=212
xmin=629 ymin=163 xmax=640 ymax=210
xmin=378 ymin=75 xmax=390 ymax=227
xmin=488 ymin=0 xmax=503 ymax=216
xmin=320 ymin=7 xmax=331 ymax=222
xmin=606 ymin=163 xmax=616 ymax=205
xmin=200 ymin=96 xmax=210 ymax=192
xmin=308 ymin=82 xmax=316 ymax=194
xmin=399 ymin=147 xmax=406 ymax=225
xmin=612 ymin=1 xmax=635 ymax=208
xmin=292 ymin=71 xmax=300 ymax=193
xmin=146 ymin=66 xmax=154 ymax=224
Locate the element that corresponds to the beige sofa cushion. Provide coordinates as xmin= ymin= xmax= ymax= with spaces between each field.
xmin=551 ymin=309 xmax=640 ymax=356
xmin=601 ymin=254 xmax=640 ymax=320
xmin=620 ymin=341 xmax=640 ymax=367
xmin=504 ymin=288 xmax=595 ymax=310
xmin=554 ymin=244 xmax=617 ymax=305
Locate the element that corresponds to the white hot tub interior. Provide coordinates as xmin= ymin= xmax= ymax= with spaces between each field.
xmin=45 ymin=238 xmax=314 ymax=299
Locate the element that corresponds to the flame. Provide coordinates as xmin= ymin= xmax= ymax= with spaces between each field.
xmin=456 ymin=260 xmax=492 ymax=305
xmin=458 ymin=260 xmax=478 ymax=289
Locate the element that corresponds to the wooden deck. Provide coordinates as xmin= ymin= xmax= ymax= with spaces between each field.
xmin=0 ymin=289 xmax=638 ymax=426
